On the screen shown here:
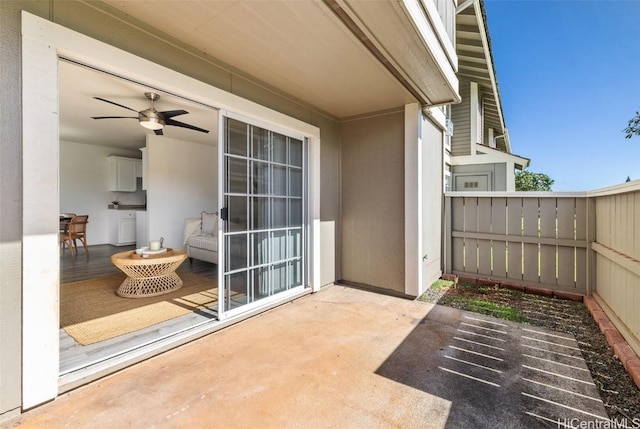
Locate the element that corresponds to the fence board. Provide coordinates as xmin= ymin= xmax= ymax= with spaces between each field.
xmin=596 ymin=196 xmax=612 ymax=246
xmin=463 ymin=239 xmax=477 ymax=274
xmin=491 ymin=198 xmax=508 ymax=278
xmin=477 ymin=198 xmax=492 ymax=234
xmin=539 ymin=244 xmax=557 ymax=285
xmin=507 ymin=241 xmax=523 ymax=281
xmin=557 ymin=246 xmax=575 ymax=288
xmin=506 ymin=198 xmax=523 ymax=280
xmin=492 ymin=241 xmax=507 ymax=278
xmin=575 ymin=247 xmax=587 ymax=291
xmin=507 ymin=198 xmax=522 ymax=237
xmin=557 ymin=199 xmax=576 ymax=240
xmin=475 ymin=199 xmax=492 ymax=276
xmin=452 ymin=197 xmax=465 ymax=232
xmin=523 ymin=243 xmax=539 ymax=283
xmin=463 ymin=198 xmax=478 ymax=273
xmin=539 ymin=198 xmax=557 ymax=239
xmin=452 ymin=237 xmax=464 ymax=272
xmin=478 ymin=239 xmax=492 ymax=276
xmin=634 ymin=194 xmax=640 ymax=261
xmin=522 ymin=198 xmax=539 ymax=238
xmin=464 ymin=197 xmax=478 ymax=233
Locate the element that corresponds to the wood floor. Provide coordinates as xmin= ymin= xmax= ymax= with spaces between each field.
xmin=59 ymin=244 xmax=219 ymax=375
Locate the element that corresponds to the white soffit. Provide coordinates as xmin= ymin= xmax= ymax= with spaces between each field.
xmin=456 ymin=2 xmax=507 ymax=151
xmin=102 ymin=0 xmax=416 ymax=118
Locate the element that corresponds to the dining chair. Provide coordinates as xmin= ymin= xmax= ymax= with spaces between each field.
xmin=60 ymin=215 xmax=89 ymax=261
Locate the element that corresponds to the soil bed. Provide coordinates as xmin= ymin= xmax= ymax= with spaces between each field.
xmin=418 ymin=280 xmax=640 ymax=421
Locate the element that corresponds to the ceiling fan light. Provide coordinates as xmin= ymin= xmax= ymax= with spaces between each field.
xmin=139 ymin=117 xmax=164 ymax=130
xmin=138 ymin=110 xmax=165 ymax=130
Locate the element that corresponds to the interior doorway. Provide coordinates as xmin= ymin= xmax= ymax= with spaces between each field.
xmin=58 ymin=61 xmax=220 ymax=375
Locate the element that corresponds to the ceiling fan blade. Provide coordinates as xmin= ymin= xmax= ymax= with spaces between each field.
xmin=160 ymin=110 xmax=189 ymax=119
xmin=165 ymin=118 xmax=210 ymax=133
xmin=154 ymin=129 xmax=164 ymax=136
xmin=91 ymin=116 xmax=138 ymax=120
xmin=93 ymin=97 xmax=139 ymax=113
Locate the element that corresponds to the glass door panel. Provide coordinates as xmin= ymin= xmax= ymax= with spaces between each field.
xmin=221 ymin=116 xmax=306 ymax=315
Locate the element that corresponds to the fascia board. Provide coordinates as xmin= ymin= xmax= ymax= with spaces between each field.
xmin=473 ymin=0 xmax=506 ymax=132
xmin=452 ymin=150 xmax=530 ymax=168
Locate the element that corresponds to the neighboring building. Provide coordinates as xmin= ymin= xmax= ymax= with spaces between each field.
xmin=446 ymin=0 xmax=530 ymax=192
xmin=1 ymin=0 xmax=460 ymax=418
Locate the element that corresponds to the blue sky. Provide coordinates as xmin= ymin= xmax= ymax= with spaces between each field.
xmin=483 ymin=0 xmax=640 ymax=191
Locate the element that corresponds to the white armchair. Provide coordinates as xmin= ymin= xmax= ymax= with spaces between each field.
xmin=183 ymin=212 xmax=218 ymax=264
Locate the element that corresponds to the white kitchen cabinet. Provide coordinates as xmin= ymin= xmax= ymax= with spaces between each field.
xmin=136 ymin=210 xmax=148 ymax=248
xmin=108 ymin=210 xmax=137 ymax=245
xmin=108 ymin=156 xmax=139 ymax=192
xmin=135 ymin=159 xmax=143 ymax=178
xmin=139 ymin=148 xmax=148 ymax=190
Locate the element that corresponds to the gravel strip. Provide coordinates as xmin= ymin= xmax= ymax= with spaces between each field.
xmin=418 ymin=281 xmax=640 ymax=421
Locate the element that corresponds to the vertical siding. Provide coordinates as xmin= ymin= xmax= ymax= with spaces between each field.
xmin=451 ymin=79 xmax=471 ymax=156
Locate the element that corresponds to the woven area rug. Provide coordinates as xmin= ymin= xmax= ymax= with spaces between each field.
xmin=60 ymin=271 xmax=218 ymax=346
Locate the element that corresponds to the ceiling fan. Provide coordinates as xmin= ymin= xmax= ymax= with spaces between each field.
xmin=91 ymin=92 xmax=209 ymax=135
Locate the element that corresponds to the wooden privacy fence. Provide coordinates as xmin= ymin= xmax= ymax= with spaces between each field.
xmin=444 ymin=193 xmax=591 ymax=295
xmin=590 ymin=186 xmax=640 ymax=354
xmin=444 ymin=186 xmax=640 ymax=356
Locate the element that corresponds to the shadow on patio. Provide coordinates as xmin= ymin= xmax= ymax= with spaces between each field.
xmin=5 ymin=285 xmax=608 ymax=429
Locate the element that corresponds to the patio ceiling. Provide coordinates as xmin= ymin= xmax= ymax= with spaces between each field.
xmin=99 ymin=0 xmax=458 ymax=118
xmin=60 ymin=0 xmax=460 ymax=150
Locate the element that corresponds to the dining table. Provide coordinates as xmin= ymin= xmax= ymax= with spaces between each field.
xmin=59 ymin=214 xmax=74 ymax=232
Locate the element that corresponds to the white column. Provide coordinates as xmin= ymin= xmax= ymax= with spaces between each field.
xmin=470 ymin=82 xmax=479 ymax=155
xmin=404 ymin=104 xmax=423 ymax=297
xmin=506 ymin=161 xmax=516 ymax=192
xmin=22 ymin=13 xmax=60 ymax=408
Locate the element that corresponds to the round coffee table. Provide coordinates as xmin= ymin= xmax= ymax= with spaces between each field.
xmin=111 ymin=249 xmax=188 ymax=298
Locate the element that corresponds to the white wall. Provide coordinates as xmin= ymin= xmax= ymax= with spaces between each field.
xmin=147 ymin=135 xmax=217 ymax=250
xmin=421 ymin=116 xmax=444 ymax=288
xmin=59 ymin=141 xmax=144 ymax=244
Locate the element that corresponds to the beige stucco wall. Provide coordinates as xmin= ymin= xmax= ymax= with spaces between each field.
xmin=0 ymin=0 xmax=341 ymax=416
xmin=340 ymin=111 xmax=405 ymax=293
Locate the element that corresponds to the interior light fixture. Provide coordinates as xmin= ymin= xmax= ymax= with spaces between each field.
xmin=138 ymin=109 xmax=165 ymax=130
xmin=138 ymin=92 xmax=164 ymax=130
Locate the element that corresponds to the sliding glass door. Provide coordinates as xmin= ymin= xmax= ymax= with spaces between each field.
xmin=219 ymin=115 xmax=306 ymax=316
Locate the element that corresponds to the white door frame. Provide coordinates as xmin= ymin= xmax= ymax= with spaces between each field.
xmin=22 ymin=11 xmax=321 ymax=409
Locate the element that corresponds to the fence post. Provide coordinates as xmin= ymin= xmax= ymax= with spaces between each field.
xmin=444 ymin=195 xmax=452 ymax=274
xmin=586 ymin=196 xmax=597 ymax=296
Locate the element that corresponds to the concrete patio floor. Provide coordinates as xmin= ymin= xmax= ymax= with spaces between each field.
xmin=4 ymin=284 xmax=609 ymax=428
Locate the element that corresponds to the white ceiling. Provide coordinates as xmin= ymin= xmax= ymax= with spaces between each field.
xmin=59 ymin=61 xmax=218 ymax=150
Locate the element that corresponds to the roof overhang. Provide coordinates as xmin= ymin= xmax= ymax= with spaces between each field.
xmin=452 ymin=144 xmax=530 ymax=169
xmin=93 ymin=0 xmax=460 ymax=120
xmin=456 ymin=0 xmax=509 ymax=152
